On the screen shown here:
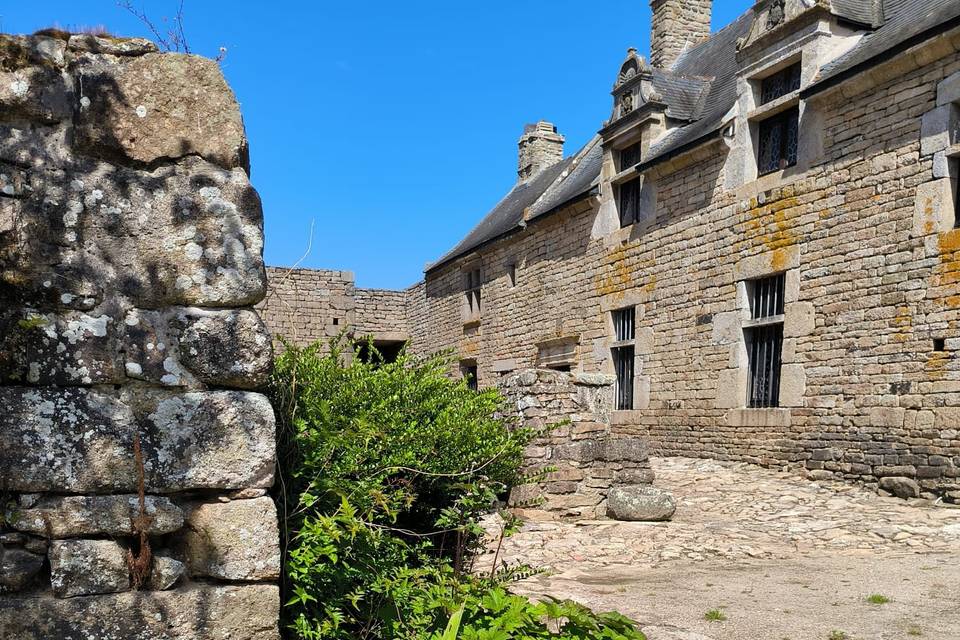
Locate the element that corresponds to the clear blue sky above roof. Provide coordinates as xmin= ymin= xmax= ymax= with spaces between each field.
xmin=4 ymin=0 xmax=753 ymax=289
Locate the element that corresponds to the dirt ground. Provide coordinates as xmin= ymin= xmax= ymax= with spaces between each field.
xmin=478 ymin=458 xmax=960 ymax=640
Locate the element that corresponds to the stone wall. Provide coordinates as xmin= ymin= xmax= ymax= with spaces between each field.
xmin=258 ymin=267 xmax=355 ymax=348
xmin=413 ymin=43 xmax=960 ymax=499
xmin=499 ymin=370 xmax=653 ymax=519
xmin=260 ymin=267 xmax=413 ymax=349
xmin=354 ymin=287 xmax=409 ymax=339
xmin=0 ymin=33 xmax=279 ymax=638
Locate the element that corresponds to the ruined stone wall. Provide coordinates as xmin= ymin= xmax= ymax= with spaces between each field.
xmin=0 ymin=33 xmax=279 ymax=638
xmin=258 ymin=266 xmax=355 ymax=348
xmin=416 ymin=47 xmax=960 ymax=498
xmin=499 ymin=370 xmax=653 ymax=520
xmin=405 ymin=280 xmax=430 ymax=354
xmin=354 ymin=287 xmax=408 ymax=338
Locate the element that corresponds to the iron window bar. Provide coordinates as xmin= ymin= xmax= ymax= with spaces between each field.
xmin=745 ymin=274 xmax=786 ymax=408
xmin=611 ymin=307 xmax=636 ymax=410
xmin=612 ymin=345 xmax=635 ymax=411
xmin=613 ymin=307 xmax=636 ymax=342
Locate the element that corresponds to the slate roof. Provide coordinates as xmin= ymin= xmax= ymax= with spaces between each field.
xmin=831 ymin=0 xmax=883 ymax=28
xmin=428 ymin=157 xmax=575 ymax=270
xmin=812 ymin=0 xmax=960 ymax=91
xmin=428 ymin=0 xmax=960 ymax=272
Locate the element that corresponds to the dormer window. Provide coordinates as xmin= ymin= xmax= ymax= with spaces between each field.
xmin=618 ymin=142 xmax=643 ymax=172
xmin=758 ymin=107 xmax=799 ymax=175
xmin=618 ymin=178 xmax=644 ymax=228
xmin=760 ymin=63 xmax=801 ymax=105
xmin=755 ymin=62 xmax=802 ymax=176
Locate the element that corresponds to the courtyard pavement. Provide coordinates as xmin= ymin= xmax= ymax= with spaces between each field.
xmin=478 ymin=457 xmax=960 ymax=640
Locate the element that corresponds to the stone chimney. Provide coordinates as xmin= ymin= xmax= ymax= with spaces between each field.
xmin=649 ymin=0 xmax=712 ymax=69
xmin=517 ymin=121 xmax=565 ymax=183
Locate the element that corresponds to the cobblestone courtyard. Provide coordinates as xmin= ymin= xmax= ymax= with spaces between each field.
xmin=479 ymin=458 xmax=960 ymax=640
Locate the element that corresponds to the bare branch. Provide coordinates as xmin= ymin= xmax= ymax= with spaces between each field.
xmin=117 ymin=0 xmax=191 ymax=53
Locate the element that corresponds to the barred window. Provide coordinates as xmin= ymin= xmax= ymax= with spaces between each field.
xmin=464 ymin=268 xmax=481 ymax=316
xmin=760 ymin=63 xmax=801 ymax=105
xmin=618 ymin=177 xmax=644 ymax=228
xmin=758 ymin=107 xmax=799 ymax=175
xmin=611 ymin=307 xmax=636 ymax=410
xmin=744 ymin=274 xmax=786 ymax=408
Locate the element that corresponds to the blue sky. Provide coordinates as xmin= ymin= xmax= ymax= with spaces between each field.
xmin=4 ymin=1 xmax=752 ymax=288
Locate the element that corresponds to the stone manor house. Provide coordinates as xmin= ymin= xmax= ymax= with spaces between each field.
xmin=262 ymin=0 xmax=960 ymax=500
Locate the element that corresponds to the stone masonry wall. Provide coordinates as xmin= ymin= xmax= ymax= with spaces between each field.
xmin=260 ymin=267 xmax=414 ymax=349
xmin=354 ymin=287 xmax=409 ymax=338
xmin=499 ymin=370 xmax=653 ymax=520
xmin=0 ymin=33 xmax=279 ymax=638
xmin=258 ymin=267 xmax=355 ymax=348
xmin=416 ymin=43 xmax=960 ymax=500
xmin=649 ymin=0 xmax=713 ymax=69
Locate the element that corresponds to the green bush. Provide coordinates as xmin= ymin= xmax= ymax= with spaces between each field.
xmin=271 ymin=339 xmax=646 ymax=640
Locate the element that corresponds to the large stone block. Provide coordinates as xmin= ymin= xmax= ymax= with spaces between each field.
xmin=606 ymin=485 xmax=676 ymax=522
xmin=0 ymin=584 xmax=280 ymax=639
xmin=12 ymin=495 xmax=184 ymax=538
xmin=920 ymin=104 xmax=959 ymax=156
xmin=0 ymin=548 xmax=44 ymax=592
xmin=5 ymin=156 xmax=266 ymax=308
xmin=602 ymin=437 xmax=650 ymax=463
xmin=49 ymin=539 xmax=129 ymax=597
xmin=75 ymin=53 xmax=249 ymax=171
xmin=0 ymin=308 xmax=123 ymax=385
xmin=913 ymin=178 xmax=955 ymax=237
xmin=176 ymin=309 xmax=273 ymax=389
xmin=181 ymin=498 xmax=280 ymax=581
xmin=0 ymin=387 xmax=275 ymax=493
xmin=0 ymin=65 xmax=73 ymax=123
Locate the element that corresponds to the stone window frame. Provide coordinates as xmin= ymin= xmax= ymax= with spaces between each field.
xmin=610 ymin=132 xmax=645 ymax=229
xmin=460 ymin=359 xmax=478 ymax=391
xmin=745 ymin=55 xmax=804 ymax=181
xmin=600 ymin=292 xmax=653 ymax=415
xmin=505 ymin=257 xmax=518 ymax=288
xmin=920 ymin=71 xmax=960 ymax=234
xmin=715 ymin=247 xmax=813 ymax=423
xmin=461 ymin=262 xmax=483 ymax=326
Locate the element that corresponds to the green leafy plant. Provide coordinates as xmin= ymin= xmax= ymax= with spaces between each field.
xmin=271 ymin=338 xmax=646 ymax=640
xmin=865 ymin=594 xmax=890 ymax=605
xmin=828 ymin=631 xmax=849 ymax=640
xmin=703 ymin=609 xmax=727 ymax=622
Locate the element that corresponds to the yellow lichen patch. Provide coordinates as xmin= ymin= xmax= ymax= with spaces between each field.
xmin=460 ymin=340 xmax=479 ymax=357
xmin=938 ymin=229 xmax=960 ymax=256
xmin=595 ymin=245 xmax=634 ymax=296
xmin=771 ymin=248 xmax=789 ymax=273
xmin=891 ymin=306 xmax=913 ymax=329
xmin=926 ymin=352 xmax=949 ymax=381
xmin=742 ymin=197 xmax=801 ymax=256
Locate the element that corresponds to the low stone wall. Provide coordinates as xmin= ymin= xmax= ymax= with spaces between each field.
xmin=0 ymin=33 xmax=279 ymax=639
xmin=499 ymin=370 xmax=653 ymax=519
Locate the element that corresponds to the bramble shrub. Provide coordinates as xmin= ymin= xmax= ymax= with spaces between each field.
xmin=271 ymin=339 xmax=646 ymax=640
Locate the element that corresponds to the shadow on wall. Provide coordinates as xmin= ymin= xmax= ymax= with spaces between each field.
xmin=0 ymin=32 xmax=278 ymax=640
